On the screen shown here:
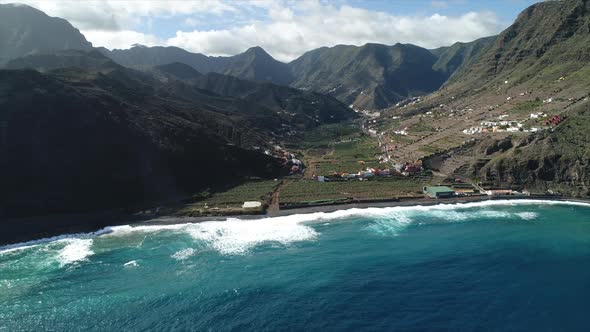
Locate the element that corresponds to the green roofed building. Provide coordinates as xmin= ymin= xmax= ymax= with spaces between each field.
xmin=423 ymin=186 xmax=456 ymax=198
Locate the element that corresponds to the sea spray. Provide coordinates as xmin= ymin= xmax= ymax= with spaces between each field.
xmin=516 ymin=212 xmax=539 ymax=220
xmin=0 ymin=227 xmax=113 ymax=255
xmin=56 ymin=239 xmax=94 ymax=266
xmin=1 ymin=199 xmax=588 ymax=257
xmin=183 ymin=217 xmax=319 ymax=255
xmin=171 ymin=248 xmax=197 ymax=261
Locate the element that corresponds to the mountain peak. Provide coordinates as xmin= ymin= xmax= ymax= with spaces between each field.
xmin=243 ymin=46 xmax=273 ymax=58
xmin=0 ymin=3 xmax=38 ymax=10
xmin=0 ymin=3 xmax=93 ymax=65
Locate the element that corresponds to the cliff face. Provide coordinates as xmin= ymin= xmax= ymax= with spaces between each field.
xmin=431 ymin=36 xmax=497 ymax=85
xmin=445 ymin=0 xmax=590 ymax=92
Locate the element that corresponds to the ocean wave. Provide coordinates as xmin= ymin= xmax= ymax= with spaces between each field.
xmin=56 ymin=239 xmax=94 ymax=266
xmin=171 ymin=248 xmax=197 ymax=261
xmin=1 ymin=199 xmax=587 ymax=257
xmin=104 ymin=219 xmax=319 ymax=255
xmin=516 ymin=212 xmax=539 ymax=220
xmin=363 ymin=204 xmax=525 ymax=236
xmin=184 ymin=218 xmax=319 ymax=255
xmin=365 ymin=212 xmax=413 ymax=236
xmin=124 ymin=260 xmax=139 ymax=267
xmin=0 ymin=228 xmax=113 ymax=255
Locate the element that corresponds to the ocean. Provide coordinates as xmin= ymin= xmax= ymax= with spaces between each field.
xmin=1 ymin=200 xmax=589 ymax=331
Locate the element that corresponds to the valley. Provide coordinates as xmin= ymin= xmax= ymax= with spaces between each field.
xmin=0 ymin=0 xmax=589 ymax=224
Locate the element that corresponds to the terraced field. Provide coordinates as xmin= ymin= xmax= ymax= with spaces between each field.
xmin=303 ymin=136 xmax=383 ymax=176
xmin=279 ymin=177 xmax=426 ymax=206
xmin=183 ymin=180 xmax=280 ymax=209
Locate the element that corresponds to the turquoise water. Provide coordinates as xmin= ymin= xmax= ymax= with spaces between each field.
xmin=1 ymin=200 xmax=590 ymax=331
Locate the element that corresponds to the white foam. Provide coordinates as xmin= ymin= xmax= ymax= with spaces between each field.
xmin=171 ymin=248 xmax=197 ymax=260
xmin=365 ymin=212 xmax=414 ymax=236
xmin=1 ymin=199 xmax=588 ymax=257
xmin=428 ymin=209 xmax=471 ymax=221
xmin=516 ymin=212 xmax=539 ymax=220
xmin=106 ymin=223 xmax=187 ymax=235
xmin=124 ymin=260 xmax=139 ymax=267
xmin=0 ymin=228 xmax=112 ymax=255
xmin=56 ymin=239 xmax=94 ymax=266
xmin=475 ymin=210 xmax=513 ymax=219
xmin=184 ymin=218 xmax=318 ymax=255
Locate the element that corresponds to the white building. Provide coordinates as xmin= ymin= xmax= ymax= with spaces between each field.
xmin=530 ymin=112 xmax=547 ymax=119
xmin=242 ymin=201 xmax=262 ymax=209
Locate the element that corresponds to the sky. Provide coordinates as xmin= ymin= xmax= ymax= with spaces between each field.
xmin=4 ymin=0 xmax=541 ymax=62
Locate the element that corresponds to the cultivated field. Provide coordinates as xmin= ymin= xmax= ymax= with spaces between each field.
xmin=279 ymin=177 xmax=427 ymax=206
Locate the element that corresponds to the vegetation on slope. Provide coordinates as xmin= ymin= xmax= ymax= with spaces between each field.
xmin=0 ymin=66 xmax=286 ymax=217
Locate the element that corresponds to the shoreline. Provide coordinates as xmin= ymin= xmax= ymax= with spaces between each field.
xmin=2 ymin=195 xmax=589 ymax=247
xmin=136 ymin=194 xmax=590 ymax=226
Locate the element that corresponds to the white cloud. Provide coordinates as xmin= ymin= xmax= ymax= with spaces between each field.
xmin=3 ymin=0 xmax=237 ymax=30
xmin=2 ymin=0 xmax=504 ymax=62
xmin=167 ymin=3 xmax=503 ymax=62
xmin=83 ymin=30 xmax=163 ymax=50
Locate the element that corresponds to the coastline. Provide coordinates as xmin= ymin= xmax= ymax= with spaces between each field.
xmin=137 ymin=194 xmax=590 ymax=225
xmin=2 ymin=195 xmax=589 ymax=247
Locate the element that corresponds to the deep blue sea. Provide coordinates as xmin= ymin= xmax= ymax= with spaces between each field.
xmin=1 ymin=200 xmax=590 ymax=331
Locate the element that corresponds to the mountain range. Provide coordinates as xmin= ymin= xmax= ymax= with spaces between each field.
xmin=1 ymin=0 xmax=590 ymax=217
xmin=0 ymin=3 xmax=496 ymax=110
xmin=102 ymin=41 xmax=494 ymax=110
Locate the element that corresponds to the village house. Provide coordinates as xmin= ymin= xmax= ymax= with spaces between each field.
xmin=423 ymin=186 xmax=456 ymax=198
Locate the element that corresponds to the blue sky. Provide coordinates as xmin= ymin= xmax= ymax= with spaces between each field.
xmin=6 ymin=0 xmax=542 ymax=61
xmin=348 ymin=0 xmax=537 ymax=22
xmin=132 ymin=0 xmax=539 ymax=40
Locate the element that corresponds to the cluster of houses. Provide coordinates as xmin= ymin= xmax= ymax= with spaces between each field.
xmin=463 ymin=121 xmax=528 ymax=135
xmin=314 ymin=161 xmax=424 ymax=182
xmin=394 ymin=162 xmax=424 ymax=175
xmin=463 ymin=112 xmax=565 ymax=136
xmin=262 ymin=145 xmax=305 ymax=175
xmin=462 ymin=113 xmax=550 ymax=135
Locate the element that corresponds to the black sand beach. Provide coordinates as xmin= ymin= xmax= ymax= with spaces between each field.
xmin=2 ymin=194 xmax=582 ymax=246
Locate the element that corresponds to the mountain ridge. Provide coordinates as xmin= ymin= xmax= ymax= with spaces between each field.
xmin=0 ymin=3 xmax=502 ymax=110
xmin=102 ymin=39 xmax=497 ymax=110
xmin=0 ymin=3 xmax=92 ymax=65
